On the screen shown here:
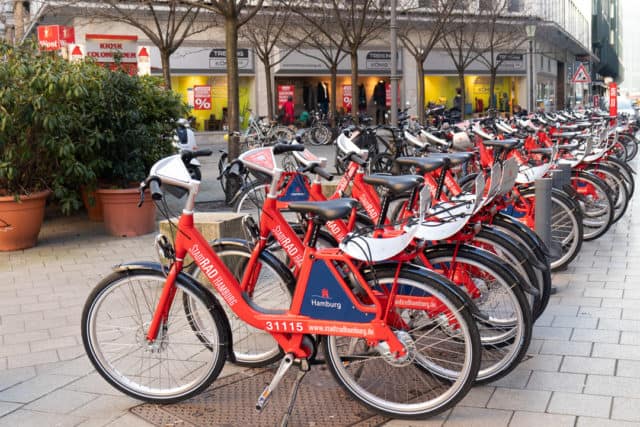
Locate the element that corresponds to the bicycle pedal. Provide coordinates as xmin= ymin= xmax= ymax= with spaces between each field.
xmin=256 ymin=353 xmax=295 ymax=411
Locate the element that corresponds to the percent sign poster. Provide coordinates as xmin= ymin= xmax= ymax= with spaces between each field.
xmin=194 ymin=85 xmax=212 ymax=110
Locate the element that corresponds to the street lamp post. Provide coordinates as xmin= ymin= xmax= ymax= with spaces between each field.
xmin=526 ymin=24 xmax=536 ymax=114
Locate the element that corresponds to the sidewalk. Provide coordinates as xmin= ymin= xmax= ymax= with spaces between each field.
xmin=1 ymin=156 xmax=640 ymax=426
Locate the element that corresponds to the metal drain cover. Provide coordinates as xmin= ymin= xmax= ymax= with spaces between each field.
xmin=131 ymin=366 xmax=388 ymax=427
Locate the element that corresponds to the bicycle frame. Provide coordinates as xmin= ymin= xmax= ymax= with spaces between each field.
xmin=143 ymin=155 xmax=461 ymax=360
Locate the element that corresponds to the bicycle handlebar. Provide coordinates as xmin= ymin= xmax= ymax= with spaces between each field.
xmin=301 ymin=162 xmax=334 ymax=181
xmin=181 ymin=149 xmax=213 ymax=164
xmin=273 ymin=143 xmax=305 ymax=155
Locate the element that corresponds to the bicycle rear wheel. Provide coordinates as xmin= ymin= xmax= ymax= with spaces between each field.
xmin=82 ymin=268 xmax=228 ymax=403
xmin=323 ymin=265 xmax=480 ymax=419
xmin=188 ymin=242 xmax=294 ymax=367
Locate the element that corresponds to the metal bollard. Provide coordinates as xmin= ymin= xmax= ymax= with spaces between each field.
xmin=535 ymin=177 xmax=553 ymax=250
xmin=551 ymin=163 xmax=572 ymax=191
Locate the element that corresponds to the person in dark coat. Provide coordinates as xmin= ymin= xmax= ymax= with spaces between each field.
xmin=373 ymin=80 xmax=386 ymax=124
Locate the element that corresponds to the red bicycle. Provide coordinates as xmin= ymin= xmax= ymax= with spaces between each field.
xmin=81 ymin=147 xmax=481 ymax=420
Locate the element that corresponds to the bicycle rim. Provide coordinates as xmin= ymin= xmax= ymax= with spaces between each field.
xmin=82 ymin=270 xmax=226 ymax=403
xmin=323 ymin=268 xmax=480 ymax=418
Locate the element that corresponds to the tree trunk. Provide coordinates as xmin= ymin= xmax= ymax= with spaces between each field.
xmin=225 ymin=16 xmax=240 ymax=160
xmin=330 ymin=65 xmax=338 ymax=127
xmin=14 ymin=0 xmax=24 ymax=43
xmin=160 ymin=50 xmax=172 ymax=89
xmin=417 ymin=57 xmax=425 ymax=125
xmin=350 ymin=51 xmax=359 ymax=123
xmin=489 ymin=66 xmax=497 ymax=110
xmin=265 ymin=63 xmax=274 ymax=120
xmin=458 ymin=71 xmax=466 ymax=120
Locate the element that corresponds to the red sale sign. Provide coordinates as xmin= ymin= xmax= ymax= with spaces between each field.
xmin=278 ymin=85 xmax=295 ymax=109
xmin=609 ymin=83 xmax=617 ymax=117
xmin=343 ymin=85 xmax=352 ymax=113
xmin=385 ymin=82 xmax=401 ymax=108
xmin=193 ymin=85 xmax=212 ymax=110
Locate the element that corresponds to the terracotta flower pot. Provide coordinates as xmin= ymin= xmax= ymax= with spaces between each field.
xmin=0 ymin=190 xmax=50 ymax=251
xmin=81 ymin=187 xmax=103 ymax=222
xmin=97 ymin=188 xmax=156 ymax=237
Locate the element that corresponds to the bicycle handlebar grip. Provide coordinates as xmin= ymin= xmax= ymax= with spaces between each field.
xmin=272 ymin=143 xmax=305 ymax=155
xmin=313 ymin=166 xmax=334 ymax=181
xmin=349 ymin=152 xmax=366 ymax=166
xmin=149 ymin=178 xmax=163 ymax=201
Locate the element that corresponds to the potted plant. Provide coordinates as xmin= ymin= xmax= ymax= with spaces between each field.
xmin=88 ymin=65 xmax=188 ymax=237
xmin=0 ymin=42 xmax=103 ymax=250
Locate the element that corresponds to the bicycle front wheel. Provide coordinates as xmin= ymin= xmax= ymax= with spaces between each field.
xmin=323 ymin=266 xmax=480 ymax=419
xmin=82 ymin=268 xmax=228 ymax=403
xmin=571 ymin=170 xmax=614 ymax=240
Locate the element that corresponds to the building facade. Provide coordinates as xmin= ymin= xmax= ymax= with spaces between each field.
xmin=2 ymin=0 xmax=601 ymax=129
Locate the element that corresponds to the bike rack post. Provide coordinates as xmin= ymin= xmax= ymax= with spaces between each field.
xmin=551 ymin=163 xmax=572 ymax=190
xmin=535 ymin=177 xmax=553 ymax=250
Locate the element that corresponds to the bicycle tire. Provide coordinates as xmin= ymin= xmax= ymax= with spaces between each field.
xmin=187 ymin=241 xmax=294 ymax=367
xmin=602 ymin=157 xmax=635 ymax=199
xmin=424 ymin=244 xmax=532 ymax=384
xmin=518 ymin=188 xmax=583 ymax=271
xmin=571 ymin=170 xmax=614 ymax=240
xmin=232 ymin=180 xmax=269 ymax=225
xmin=491 ymin=214 xmax=552 ymax=315
xmin=620 ymin=133 xmax=638 ymax=161
xmin=268 ymin=126 xmax=295 ymax=143
xmin=585 ymin=163 xmax=630 ymax=223
xmin=370 ymin=152 xmax=395 ymax=174
xmin=308 ymin=125 xmax=332 ymax=145
xmin=82 ymin=268 xmax=228 ymax=403
xmin=323 ymin=264 xmax=480 ymax=419
xmin=471 ymin=227 xmax=542 ymax=317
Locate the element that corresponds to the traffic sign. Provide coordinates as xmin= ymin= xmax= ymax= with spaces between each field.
xmin=571 ymin=63 xmax=591 ymax=84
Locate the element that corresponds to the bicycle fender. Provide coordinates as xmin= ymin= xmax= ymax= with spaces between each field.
xmin=480 ymin=224 xmax=547 ymax=272
xmin=112 ymin=261 xmax=235 ymax=361
xmin=423 ymin=243 xmax=540 ymax=299
xmin=359 ymin=262 xmax=489 ymax=322
xmin=494 ymin=212 xmax=551 ymax=259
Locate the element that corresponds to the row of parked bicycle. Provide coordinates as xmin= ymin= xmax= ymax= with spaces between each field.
xmin=80 ymin=108 xmax=638 ymax=423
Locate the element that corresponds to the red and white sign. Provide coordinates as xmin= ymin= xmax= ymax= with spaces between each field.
xmin=137 ymin=46 xmax=151 ymax=76
xmin=571 ymin=63 xmax=591 ymax=84
xmin=68 ymin=44 xmax=85 ymax=62
xmin=193 ymin=85 xmax=212 ymax=110
xmin=593 ymin=95 xmax=600 ymax=108
xmin=609 ymin=83 xmax=618 ymax=117
xmin=37 ymin=25 xmax=75 ymax=51
xmin=85 ymin=34 xmax=138 ymax=63
xmin=343 ymin=85 xmax=352 ymax=112
xmin=385 ymin=82 xmax=401 ymax=108
xmin=278 ymin=85 xmax=295 ymax=109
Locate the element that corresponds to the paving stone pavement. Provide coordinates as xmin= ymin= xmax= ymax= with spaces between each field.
xmin=1 ymin=149 xmax=639 ymax=426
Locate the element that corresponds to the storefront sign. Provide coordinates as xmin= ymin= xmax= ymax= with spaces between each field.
xmin=277 ymin=49 xmax=402 ymax=75
xmin=497 ymin=54 xmax=523 ymax=61
xmin=193 ymin=85 xmax=212 ymax=110
xmin=609 ymin=83 xmax=618 ymax=117
xmin=209 ymin=49 xmax=251 ymax=69
xmin=85 ymin=34 xmax=138 ymax=64
xmin=278 ymin=85 xmax=295 ymax=109
xmin=343 ymin=85 xmax=352 ymax=112
xmin=37 ymin=25 xmax=75 ymax=51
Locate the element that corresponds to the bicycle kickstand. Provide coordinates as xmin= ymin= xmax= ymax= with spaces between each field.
xmin=280 ymin=365 xmax=309 ymax=427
